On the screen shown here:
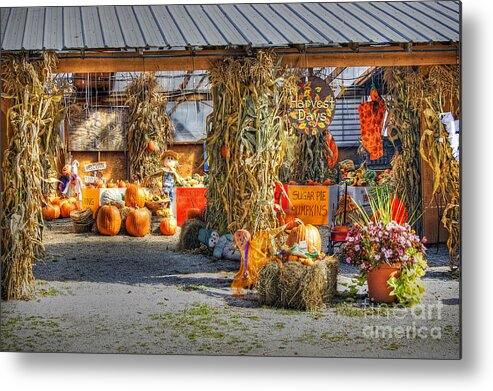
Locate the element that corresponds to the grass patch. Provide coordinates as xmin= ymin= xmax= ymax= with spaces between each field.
xmin=37 ymin=287 xmax=61 ymax=297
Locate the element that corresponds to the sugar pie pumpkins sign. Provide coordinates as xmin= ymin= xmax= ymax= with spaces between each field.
xmin=289 ymin=76 xmax=336 ymax=135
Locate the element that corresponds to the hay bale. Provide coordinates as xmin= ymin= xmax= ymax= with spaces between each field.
xmin=325 ymin=256 xmax=339 ymax=303
xmin=256 ymin=261 xmax=281 ymax=307
xmin=300 ymin=260 xmax=328 ymax=311
xmin=279 ymin=262 xmax=306 ymax=310
xmin=178 ymin=218 xmax=205 ymax=251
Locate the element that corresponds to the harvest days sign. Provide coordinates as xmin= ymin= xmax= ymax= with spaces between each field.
xmin=289 ymin=76 xmax=336 ymax=135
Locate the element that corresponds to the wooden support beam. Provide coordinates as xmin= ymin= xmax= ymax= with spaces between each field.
xmin=51 ymin=44 xmax=459 ymax=73
xmin=325 ymin=67 xmax=346 ymax=83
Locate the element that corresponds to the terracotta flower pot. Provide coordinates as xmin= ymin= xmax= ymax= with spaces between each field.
xmin=367 ymin=263 xmax=401 ymax=303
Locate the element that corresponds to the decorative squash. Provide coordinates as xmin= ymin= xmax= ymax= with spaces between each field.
xmin=97 ymin=205 xmax=121 ymax=236
xmin=60 ymin=200 xmax=77 ymax=218
xmin=160 ymin=216 xmax=177 ymax=236
xmin=125 ymin=208 xmax=151 ymax=237
xmin=277 ymin=208 xmax=298 ymax=230
xmin=156 ymin=208 xmax=172 ymax=217
xmin=42 ymin=204 xmax=60 ymax=221
xmin=147 ymin=140 xmax=155 ymax=153
xmin=286 ymin=223 xmax=322 ymax=254
xmin=101 ymin=189 xmax=123 ymax=206
xmin=186 ymin=208 xmax=201 ymax=220
xmin=124 ymin=184 xmax=146 ymax=208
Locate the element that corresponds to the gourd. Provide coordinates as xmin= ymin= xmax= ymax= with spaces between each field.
xmin=147 ymin=140 xmax=155 ymax=153
xmin=286 ymin=223 xmax=322 ymax=254
xmin=101 ymin=189 xmax=123 ymax=206
xmin=160 ymin=216 xmax=177 ymax=236
xmin=42 ymin=204 xmax=60 ymax=220
xmin=124 ymin=184 xmax=146 ymax=208
xmin=97 ymin=205 xmax=122 ymax=236
xmin=126 ymin=208 xmax=151 ymax=237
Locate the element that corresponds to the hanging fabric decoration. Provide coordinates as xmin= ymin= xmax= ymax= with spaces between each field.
xmin=325 ymin=132 xmax=339 ymax=169
xmin=358 ymin=86 xmax=386 ymax=160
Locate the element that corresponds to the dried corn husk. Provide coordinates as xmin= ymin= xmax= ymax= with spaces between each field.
xmin=125 ymin=73 xmax=174 ymax=186
xmin=205 ymin=51 xmax=296 ymax=234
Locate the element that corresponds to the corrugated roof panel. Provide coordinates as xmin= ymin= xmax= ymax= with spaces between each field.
xmin=381 ymin=2 xmax=454 ymax=41
xmin=184 ymin=5 xmax=228 ymax=46
xmin=98 ymin=6 xmax=125 ymax=48
xmin=408 ymin=2 xmax=460 ymax=30
xmin=321 ymin=2 xmax=388 ymax=43
xmin=44 ymin=7 xmax=63 ymax=50
xmin=168 ymin=5 xmax=207 ymax=46
xmin=150 ymin=5 xmax=186 ymax=47
xmin=200 ymin=5 xmax=247 ymax=46
xmin=250 ymin=4 xmax=307 ymax=44
xmin=115 ymin=6 xmax=146 ymax=48
xmin=303 ymin=2 xmax=369 ymax=43
xmin=1 ymin=8 xmax=12 ymax=47
xmin=0 ymin=2 xmax=461 ymax=51
xmin=132 ymin=6 xmax=168 ymax=48
xmin=218 ymin=4 xmax=269 ymax=45
xmin=63 ymin=7 xmax=84 ymax=49
xmin=235 ymin=4 xmax=289 ymax=46
xmin=23 ymin=7 xmax=46 ymax=50
xmin=340 ymin=2 xmax=409 ymax=42
xmin=274 ymin=3 xmax=328 ymax=45
xmin=81 ymin=7 xmax=104 ymax=48
xmin=2 ymin=8 xmax=27 ymax=50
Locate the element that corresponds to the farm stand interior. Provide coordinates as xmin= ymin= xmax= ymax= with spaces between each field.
xmin=0 ymin=2 xmax=460 ymax=358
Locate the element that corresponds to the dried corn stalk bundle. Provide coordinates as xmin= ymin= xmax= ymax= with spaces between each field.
xmin=125 ymin=73 xmax=174 ymax=186
xmin=383 ymin=67 xmax=423 ymax=234
xmin=205 ymin=51 xmax=296 ymax=234
xmin=1 ymin=52 xmax=68 ymax=300
xmin=411 ymin=66 xmax=460 ymax=267
xmin=291 ymin=131 xmax=331 ymax=183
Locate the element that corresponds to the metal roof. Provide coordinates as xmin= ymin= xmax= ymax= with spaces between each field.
xmin=0 ymin=2 xmax=460 ymax=52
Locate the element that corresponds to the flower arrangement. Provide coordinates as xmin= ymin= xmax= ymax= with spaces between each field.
xmin=344 ymin=221 xmax=427 ymax=273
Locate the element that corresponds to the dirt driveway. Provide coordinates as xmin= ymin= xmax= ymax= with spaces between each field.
xmin=1 ymin=220 xmax=460 ymax=358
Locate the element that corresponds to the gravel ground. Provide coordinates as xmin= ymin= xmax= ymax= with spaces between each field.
xmin=0 ymin=219 xmax=460 ymax=358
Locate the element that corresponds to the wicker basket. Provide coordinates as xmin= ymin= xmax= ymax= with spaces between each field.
xmin=145 ymin=199 xmax=170 ymax=214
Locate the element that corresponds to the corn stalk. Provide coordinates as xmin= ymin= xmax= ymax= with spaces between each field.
xmin=205 ymin=51 xmax=296 ymax=234
xmin=1 ymin=52 xmax=69 ymax=300
xmin=125 ymin=73 xmax=174 ymax=186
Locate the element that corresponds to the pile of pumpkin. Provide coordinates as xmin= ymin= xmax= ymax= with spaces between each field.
xmin=96 ymin=183 xmax=177 ymax=237
xmin=85 ymin=179 xmax=129 ymax=189
xmin=42 ymin=196 xmax=81 ymax=220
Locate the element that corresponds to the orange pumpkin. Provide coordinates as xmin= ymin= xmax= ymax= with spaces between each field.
xmin=60 ymin=200 xmax=77 ymax=218
xmin=97 ymin=205 xmax=121 ymax=236
xmin=118 ymin=180 xmax=127 ymax=188
xmin=160 ymin=216 xmax=177 ymax=236
xmin=125 ymin=208 xmax=151 ymax=237
xmin=186 ymin=208 xmax=201 ymax=220
xmin=95 ymin=179 xmax=105 ymax=188
xmin=286 ymin=223 xmax=322 ymax=254
xmin=323 ymin=179 xmax=334 ymax=186
xmin=125 ymin=184 xmax=146 ymax=208
xmin=107 ymin=180 xmax=118 ymax=188
xmin=288 ymin=180 xmax=298 ymax=185
xmin=42 ymin=204 xmax=60 ymax=221
xmin=51 ymin=196 xmax=63 ymax=206
xmin=147 ymin=140 xmax=155 ymax=153
xmin=277 ymin=208 xmax=298 ymax=230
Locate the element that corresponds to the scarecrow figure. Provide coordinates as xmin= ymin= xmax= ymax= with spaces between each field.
xmin=70 ymin=160 xmax=84 ymax=201
xmin=57 ymin=164 xmax=72 ymax=196
xmin=160 ymin=150 xmax=183 ymax=203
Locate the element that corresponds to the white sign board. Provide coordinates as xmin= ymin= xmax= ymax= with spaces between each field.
xmin=84 ymin=176 xmax=99 ymax=184
xmin=84 ymin=162 xmax=107 ymax=172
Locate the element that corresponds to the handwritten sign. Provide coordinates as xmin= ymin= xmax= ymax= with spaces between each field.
xmin=81 ymin=188 xmax=101 ymax=218
xmin=84 ymin=162 xmax=107 ymax=172
xmin=288 ymin=76 xmax=335 ymax=135
xmin=175 ymin=187 xmax=207 ymax=227
xmin=288 ymin=185 xmax=329 ymax=225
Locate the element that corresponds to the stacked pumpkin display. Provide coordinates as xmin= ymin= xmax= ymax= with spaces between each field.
xmin=42 ymin=195 xmax=80 ymax=220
